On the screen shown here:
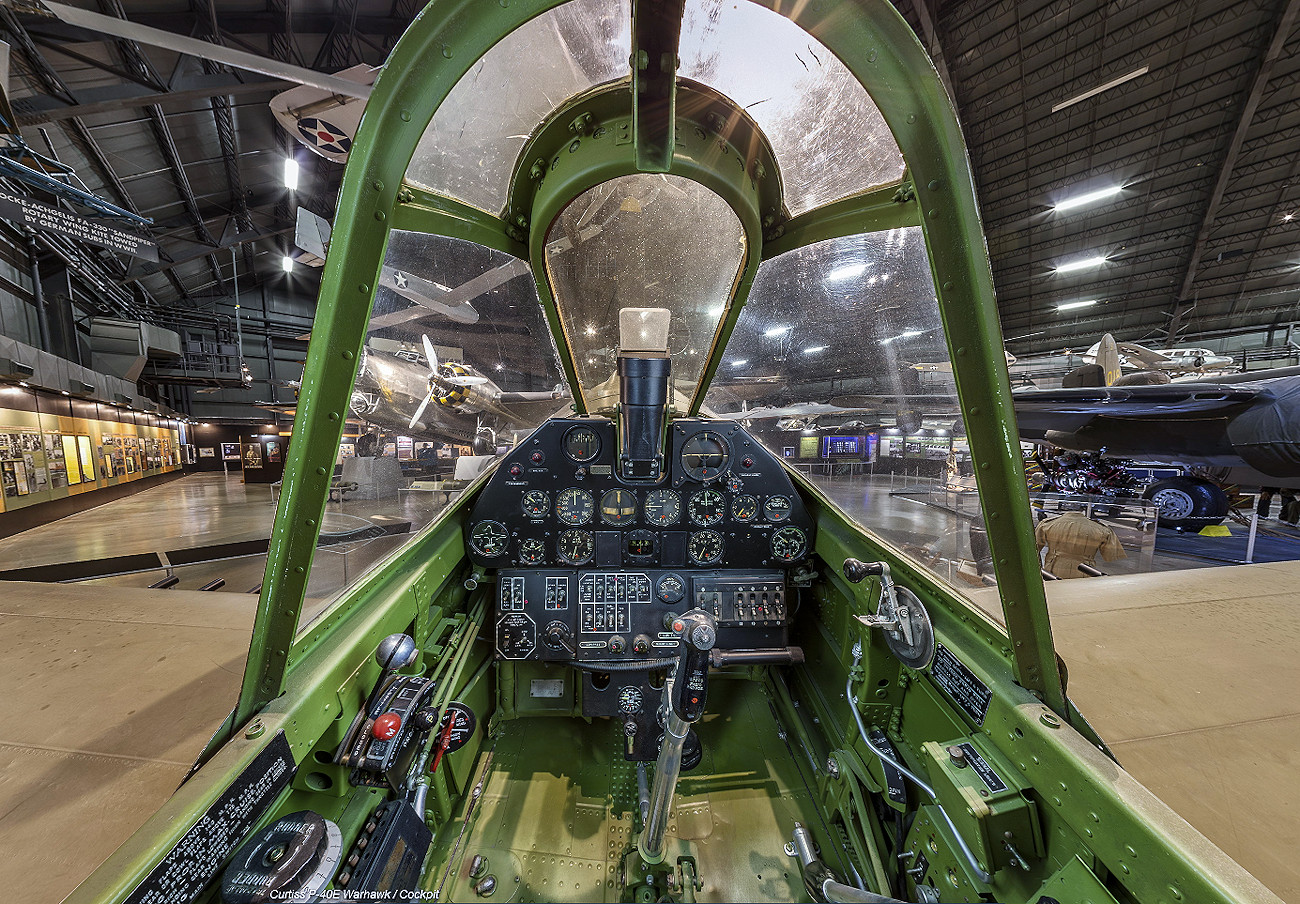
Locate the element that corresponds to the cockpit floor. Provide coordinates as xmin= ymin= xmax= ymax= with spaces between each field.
xmin=434 ymin=679 xmax=822 ymax=902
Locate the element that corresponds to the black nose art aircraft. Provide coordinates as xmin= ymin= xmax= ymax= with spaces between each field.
xmin=70 ymin=3 xmax=1280 ymax=904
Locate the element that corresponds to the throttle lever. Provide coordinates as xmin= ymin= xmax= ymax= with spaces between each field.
xmin=669 ymin=610 xmax=717 ymax=723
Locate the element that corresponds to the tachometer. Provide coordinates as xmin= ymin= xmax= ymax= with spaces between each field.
xmin=764 ymin=494 xmax=792 ymax=523
xmin=643 ymin=489 xmax=681 ymax=525
xmin=521 ymin=489 xmax=550 ymax=517
xmin=518 ymin=538 xmax=546 ymax=564
xmin=600 ymin=488 xmax=638 ymax=525
xmin=731 ymin=494 xmax=758 ymax=522
xmin=680 ymin=432 xmax=729 ymax=482
xmin=469 ymin=520 xmax=508 ymax=557
xmin=687 ymin=530 xmax=724 ymax=565
xmin=556 ymin=529 xmax=595 ymax=565
xmin=563 ymin=426 xmax=601 ymax=462
xmin=556 ymin=487 xmax=595 ymax=525
xmin=688 ymin=489 xmax=726 ymax=526
xmin=770 ymin=526 xmax=807 ymax=562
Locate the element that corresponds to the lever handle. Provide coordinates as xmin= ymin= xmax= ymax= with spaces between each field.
xmin=843 ymin=558 xmax=885 ymax=583
xmin=669 ymin=610 xmax=716 ymax=722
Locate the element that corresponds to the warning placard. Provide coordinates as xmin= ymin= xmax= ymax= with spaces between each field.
xmin=0 ymin=189 xmax=158 ymax=261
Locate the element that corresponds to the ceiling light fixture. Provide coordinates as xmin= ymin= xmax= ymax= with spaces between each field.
xmin=1057 ymin=300 xmax=1097 ymax=311
xmin=1052 ymin=67 xmax=1148 ymax=113
xmin=1053 ymin=185 xmax=1124 ymax=212
xmin=803 ymin=346 xmax=827 ymax=354
xmin=284 ymin=157 xmax=299 ymax=190
xmin=730 ymin=359 xmax=748 ymax=366
xmin=281 ymin=255 xmax=294 ymax=272
xmin=764 ymin=326 xmax=790 ymax=337
xmin=1285 ymin=213 xmax=1296 ymax=222
xmin=1054 ymin=255 xmax=1108 ymax=273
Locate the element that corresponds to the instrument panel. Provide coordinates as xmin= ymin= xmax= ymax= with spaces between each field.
xmin=465 ymin=418 xmax=814 ymax=571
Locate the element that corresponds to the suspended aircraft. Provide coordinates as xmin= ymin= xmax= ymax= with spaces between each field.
xmin=69 ymin=4 xmax=1281 ymax=904
xmin=1081 ymin=336 xmax=1236 ymax=378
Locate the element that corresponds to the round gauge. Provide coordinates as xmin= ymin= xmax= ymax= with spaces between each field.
xmin=657 ymin=573 xmax=685 ymax=603
xmin=626 ymin=529 xmax=656 ymax=560
xmin=687 ymin=530 xmax=724 ymax=566
xmin=563 ymin=426 xmax=601 ymax=463
xmin=764 ymin=494 xmax=792 ymax=523
xmin=555 ymin=487 xmax=595 ymax=525
xmin=618 ymin=686 xmax=643 ymax=714
xmin=600 ymin=488 xmax=638 ymax=526
xmin=469 ymin=520 xmax=508 ymax=557
xmin=770 ymin=526 xmax=808 ymax=562
xmin=726 ymin=474 xmax=744 ymax=493
xmin=731 ymin=494 xmax=759 ymax=522
xmin=643 ymin=489 xmax=681 ymax=526
xmin=688 ymin=489 xmax=726 ymax=526
xmin=521 ymin=489 xmax=550 ymax=517
xmin=680 ymin=432 xmax=730 ymax=482
xmin=518 ymin=538 xmax=546 ymax=564
xmin=556 ymin=529 xmax=594 ymax=565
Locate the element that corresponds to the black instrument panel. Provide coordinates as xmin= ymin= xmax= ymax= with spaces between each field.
xmin=465 ymin=418 xmax=814 ymax=571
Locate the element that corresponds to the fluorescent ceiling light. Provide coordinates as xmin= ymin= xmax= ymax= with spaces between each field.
xmin=1052 ymin=66 xmax=1148 ymax=113
xmin=1057 ymin=300 xmax=1097 ymax=311
xmin=1054 ymin=255 xmax=1108 ymax=273
xmin=827 ymin=263 xmax=867 ymax=282
xmin=764 ymin=326 xmax=790 ymax=337
xmin=1053 ymin=185 xmax=1123 ymax=212
xmin=284 ymin=157 xmax=299 ymax=190
xmin=730 ymin=359 xmax=748 ymax=366
xmin=803 ymin=346 xmax=827 ymax=354
xmin=281 ymin=255 xmax=294 ymax=271
xmin=900 ymin=330 xmax=924 ymax=338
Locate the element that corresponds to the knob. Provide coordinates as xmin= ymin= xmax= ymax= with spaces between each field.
xmin=376 ymin=633 xmax=418 ymax=670
xmin=624 ymin=719 xmax=638 ymax=737
xmin=475 ymin=875 xmax=497 ymax=897
xmin=412 ymin=707 xmax=439 ymax=732
xmin=372 ymin=712 xmax=402 ymax=740
xmin=544 ymin=622 xmax=575 ymax=655
xmin=632 ymin=635 xmax=651 ymax=654
xmin=608 ymin=635 xmax=626 ymax=654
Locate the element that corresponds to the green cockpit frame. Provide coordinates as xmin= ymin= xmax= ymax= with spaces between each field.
xmin=243 ymin=0 xmax=1061 ymax=731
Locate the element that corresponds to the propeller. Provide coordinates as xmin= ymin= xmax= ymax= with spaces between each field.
xmin=408 ymin=336 xmax=490 ymax=430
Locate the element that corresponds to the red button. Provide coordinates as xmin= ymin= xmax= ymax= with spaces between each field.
xmin=743 ymin=457 xmax=754 ymax=468
xmin=672 ymin=620 xmax=685 ymax=632
xmin=509 ymin=464 xmax=523 ymax=477
xmin=372 ymin=712 xmax=402 ymax=740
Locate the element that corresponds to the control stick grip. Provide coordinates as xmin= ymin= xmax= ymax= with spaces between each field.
xmin=670 ymin=610 xmax=717 ymax=722
xmin=843 ymin=558 xmax=886 ymax=583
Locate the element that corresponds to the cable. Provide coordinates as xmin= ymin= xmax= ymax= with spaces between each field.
xmin=565 ymin=658 xmax=674 ymax=673
xmin=846 ymin=647 xmax=991 ymax=885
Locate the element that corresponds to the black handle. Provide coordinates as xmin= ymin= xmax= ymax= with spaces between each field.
xmin=843 ymin=558 xmax=885 ymax=583
xmin=669 ymin=610 xmax=716 ymax=722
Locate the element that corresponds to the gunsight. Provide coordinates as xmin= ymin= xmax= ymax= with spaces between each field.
xmin=616 ymin=307 xmax=671 ymax=481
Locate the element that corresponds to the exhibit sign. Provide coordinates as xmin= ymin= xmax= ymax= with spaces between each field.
xmin=0 ymin=188 xmax=159 ymax=261
xmin=221 ymin=443 xmax=241 ymax=460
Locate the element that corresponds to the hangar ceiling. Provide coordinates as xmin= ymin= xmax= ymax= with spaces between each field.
xmin=1 ymin=0 xmax=1298 ymax=366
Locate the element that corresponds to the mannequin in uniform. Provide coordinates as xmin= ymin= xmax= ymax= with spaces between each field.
xmin=1035 ymin=509 xmax=1126 ymax=579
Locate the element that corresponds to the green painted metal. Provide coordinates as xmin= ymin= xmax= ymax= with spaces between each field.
xmin=73 ymin=3 xmax=1288 ymax=904
xmin=235 ymin=0 xmax=572 ymax=729
xmin=631 ymin=0 xmax=687 ymax=172
xmin=738 ymin=0 xmax=1065 ymax=714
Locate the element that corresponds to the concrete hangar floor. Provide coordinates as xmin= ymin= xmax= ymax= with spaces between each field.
xmin=0 ymin=470 xmax=1296 ymax=902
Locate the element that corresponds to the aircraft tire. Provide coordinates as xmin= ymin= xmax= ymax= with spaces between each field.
xmin=1143 ymin=477 xmax=1229 ymax=530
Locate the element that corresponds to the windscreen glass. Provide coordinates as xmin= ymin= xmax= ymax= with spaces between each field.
xmin=544 ymin=173 xmax=746 ymax=410
xmin=679 ymin=0 xmax=906 ymax=217
xmin=297 ymin=233 xmax=567 ymax=632
xmin=405 ymin=0 xmax=631 ymax=214
xmin=703 ymin=227 xmax=995 ymax=592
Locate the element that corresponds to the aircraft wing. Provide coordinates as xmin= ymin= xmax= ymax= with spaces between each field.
xmin=368 ymin=259 xmax=529 ymax=331
xmin=1013 ymin=383 xmax=1266 ymax=435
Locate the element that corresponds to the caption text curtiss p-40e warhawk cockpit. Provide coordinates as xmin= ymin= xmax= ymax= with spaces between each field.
xmin=69 ymin=2 xmax=1282 ymax=904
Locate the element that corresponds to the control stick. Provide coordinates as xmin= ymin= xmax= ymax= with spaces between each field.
xmin=638 ymin=609 xmax=716 ymax=864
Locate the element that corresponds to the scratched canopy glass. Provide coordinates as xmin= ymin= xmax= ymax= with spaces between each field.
xmin=703 ymin=228 xmax=998 ymax=590
xmin=544 ymin=173 xmax=746 ymax=410
xmin=405 ymin=0 xmax=631 ymax=215
xmin=678 ymin=0 xmax=906 ymax=217
xmin=298 ymin=233 xmax=567 ymax=630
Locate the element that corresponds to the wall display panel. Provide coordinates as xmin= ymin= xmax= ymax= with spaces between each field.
xmin=76 ymin=435 xmax=94 ymax=482
xmin=44 ymin=433 xmax=67 ymax=488
xmin=222 ymin=442 xmax=240 ymax=460
xmin=61 ymin=434 xmax=82 ymax=484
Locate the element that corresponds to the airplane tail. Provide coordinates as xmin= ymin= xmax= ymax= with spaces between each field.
xmin=1063 ymin=334 xmax=1124 ymax=387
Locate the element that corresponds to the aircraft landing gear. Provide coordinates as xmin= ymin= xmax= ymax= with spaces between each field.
xmin=1143 ymin=476 xmax=1229 ymax=530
